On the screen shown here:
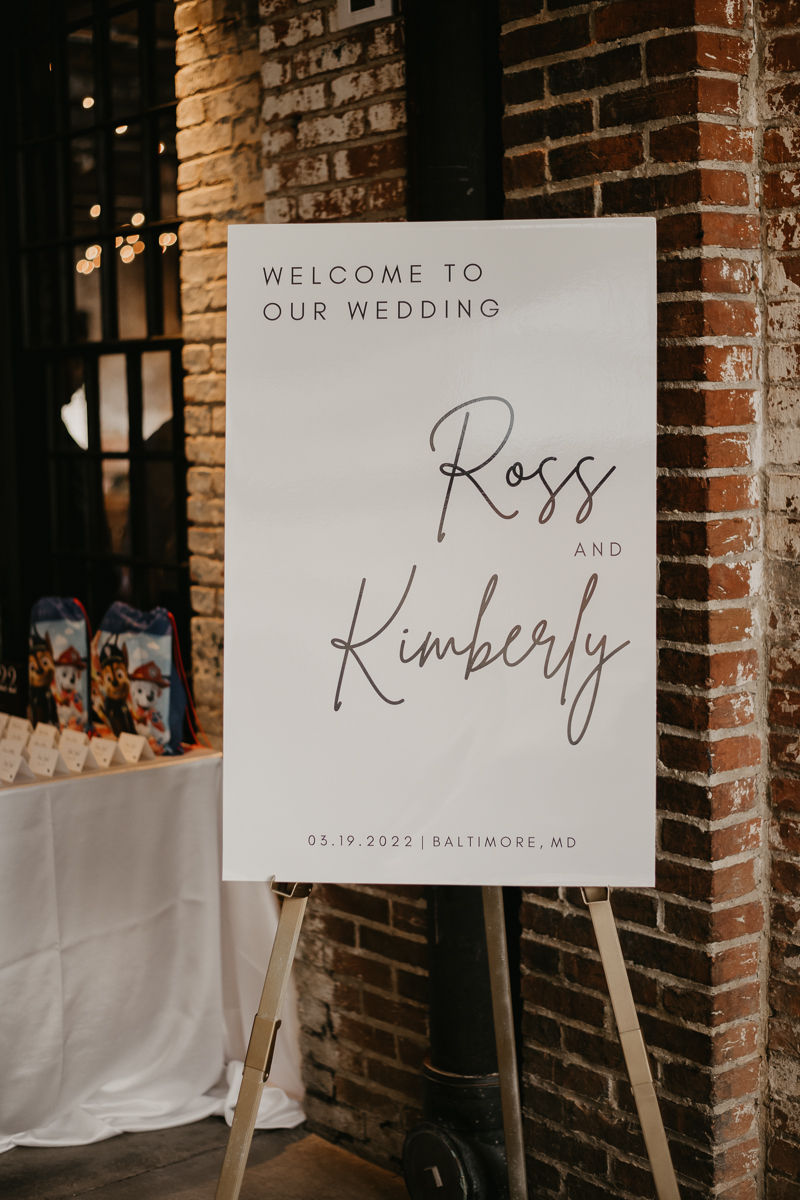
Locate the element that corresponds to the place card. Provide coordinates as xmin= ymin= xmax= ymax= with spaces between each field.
xmin=89 ymin=738 xmax=126 ymax=769
xmin=30 ymin=723 xmax=60 ymax=749
xmin=0 ymin=713 xmax=9 ymax=740
xmin=0 ymin=747 xmax=36 ymax=784
xmin=28 ymin=744 xmax=70 ymax=778
xmin=60 ymin=729 xmax=89 ymax=752
xmin=1 ymin=734 xmax=30 ymax=759
xmin=60 ymin=741 xmax=93 ymax=774
xmin=118 ymin=732 xmax=155 ymax=764
xmin=7 ymin=716 xmax=32 ymax=743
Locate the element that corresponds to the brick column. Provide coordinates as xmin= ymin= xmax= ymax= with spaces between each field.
xmin=501 ymin=2 xmax=764 ymax=1194
xmin=175 ymin=0 xmax=265 ymax=745
xmin=761 ymin=3 xmax=800 ymax=1195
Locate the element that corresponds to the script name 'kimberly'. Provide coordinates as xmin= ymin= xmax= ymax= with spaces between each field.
xmin=331 ymin=569 xmax=629 ymax=745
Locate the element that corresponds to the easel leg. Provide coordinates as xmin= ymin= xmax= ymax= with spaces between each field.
xmin=582 ymin=887 xmax=681 ymax=1200
xmin=482 ymin=886 xmax=528 ymax=1200
xmin=215 ymin=881 xmax=312 ymax=1200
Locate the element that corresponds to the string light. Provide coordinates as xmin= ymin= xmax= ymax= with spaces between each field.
xmin=90 ymin=204 xmax=101 ymax=217
xmin=115 ymin=236 xmax=123 ymax=248
xmin=158 ymin=232 xmax=177 ymax=253
xmin=126 ymin=234 xmax=139 ymax=244
xmin=85 ymin=245 xmax=101 ymax=260
xmin=134 ymin=241 xmax=145 ymax=255
xmin=120 ymin=245 xmax=135 ymax=263
xmin=131 ymin=212 xmax=145 ymax=226
xmin=115 ymin=124 xmax=128 ymax=135
xmin=82 ymin=96 xmax=94 ymax=109
xmin=158 ymin=142 xmax=165 ymax=154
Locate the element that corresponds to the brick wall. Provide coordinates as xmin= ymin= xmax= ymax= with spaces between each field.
xmin=175 ymin=0 xmax=265 ymax=746
xmin=259 ymin=0 xmax=406 ymax=224
xmin=761 ymin=2 xmax=800 ymax=1195
xmin=501 ymin=1 xmax=765 ymax=1195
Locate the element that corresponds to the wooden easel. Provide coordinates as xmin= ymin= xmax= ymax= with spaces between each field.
xmin=214 ymin=882 xmax=681 ymax=1200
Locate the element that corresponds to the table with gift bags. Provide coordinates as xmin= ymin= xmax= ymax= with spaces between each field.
xmin=0 ymin=597 xmax=305 ymax=1153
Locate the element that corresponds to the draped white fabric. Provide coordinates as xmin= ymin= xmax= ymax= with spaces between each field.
xmin=0 ymin=750 xmax=304 ymax=1153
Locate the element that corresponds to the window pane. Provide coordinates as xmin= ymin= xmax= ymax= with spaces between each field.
xmin=114 ymin=121 xmax=144 ymax=227
xmin=161 ymin=237 xmax=181 ymax=336
xmin=59 ymin=358 xmax=89 ymax=451
xmin=116 ymin=234 xmax=147 ymax=339
xmin=102 ymin=459 xmax=131 ymax=556
xmin=154 ymin=2 xmax=177 ymax=106
xmin=23 ymin=146 xmax=60 ymax=245
xmin=74 ymin=242 xmax=103 ymax=342
xmin=54 ymin=457 xmax=90 ymax=552
xmin=110 ymin=9 xmax=140 ymax=118
xmin=99 ymin=354 xmax=129 ymax=452
xmin=67 ymin=28 xmax=95 ymax=130
xmin=144 ymin=461 xmax=177 ymax=563
xmin=142 ymin=351 xmax=173 ymax=446
xmin=66 ymin=1 xmax=93 ymax=20
xmin=20 ymin=27 xmax=59 ymax=141
xmin=158 ymin=119 xmax=177 ymax=219
xmin=26 ymin=249 xmax=62 ymax=346
xmin=71 ymin=135 xmax=100 ymax=238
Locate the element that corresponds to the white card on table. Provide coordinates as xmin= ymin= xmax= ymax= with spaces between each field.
xmin=28 ymin=744 xmax=70 ymax=778
xmin=30 ymin=723 xmax=60 ymax=749
xmin=60 ymin=729 xmax=89 ymax=751
xmin=0 ymin=747 xmax=36 ymax=784
xmin=1 ymin=735 xmax=29 ymax=759
xmin=89 ymin=738 xmax=126 ymax=769
xmin=118 ymin=732 xmax=155 ymax=764
xmin=7 ymin=716 xmax=32 ymax=744
xmin=0 ymin=713 xmax=9 ymax=740
xmin=60 ymin=741 xmax=92 ymax=774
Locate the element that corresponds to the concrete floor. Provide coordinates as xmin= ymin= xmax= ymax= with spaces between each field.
xmin=0 ymin=1120 xmax=409 ymax=1200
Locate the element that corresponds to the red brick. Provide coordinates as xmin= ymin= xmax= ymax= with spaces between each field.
xmin=658 ymin=344 xmax=755 ymax=384
xmin=771 ymin=731 xmax=800 ymax=771
xmin=658 ymin=776 xmax=757 ymax=819
xmin=362 ymin=991 xmax=427 ymax=1037
xmin=600 ymin=77 xmax=739 ymax=128
xmin=661 ymin=1056 xmax=759 ymax=1106
xmin=657 ymin=516 xmax=756 ymax=555
xmin=369 ymin=178 xmax=405 ymax=212
xmin=658 ymin=255 xmax=754 ymax=294
xmin=334 ymin=1014 xmax=395 ymax=1057
xmin=663 ymin=899 xmax=763 ymax=944
xmin=761 ymin=0 xmax=800 ymax=29
xmin=335 ymin=1076 xmax=397 ymax=1118
xmin=359 ymin=926 xmax=427 ymax=969
xmin=503 ymin=150 xmax=546 ymax=191
xmin=770 ymin=689 xmax=800 ymax=728
xmin=595 ymin=0 xmax=700 ymax=42
xmin=657 ymin=606 xmax=755 ymax=645
xmin=658 ymin=473 xmax=756 ymax=513
xmin=499 ymin=16 xmax=591 ymax=67
xmin=659 ymin=560 xmax=755 ymax=602
xmin=659 ymin=648 xmax=758 ymax=689
xmin=647 ymin=31 xmax=751 ymax=76
xmin=658 ymin=299 xmax=757 ymax=337
xmin=659 ymin=732 xmax=761 ymax=774
xmin=659 ymin=211 xmax=760 ymax=250
xmin=331 ymin=948 xmax=392 ymax=990
xmin=658 ymin=689 xmax=755 ymax=731
xmin=663 ymin=978 xmax=759 ymax=1025
xmin=773 ymin=777 xmax=800 ymax=812
xmin=657 ymin=387 xmax=757 ymax=426
xmin=764 ymin=171 xmax=800 ymax=213
xmin=765 ymin=128 xmax=800 ymax=164
xmin=772 ymin=858 xmax=800 ymax=897
xmin=651 ymin=121 xmax=754 ymax=163
xmin=766 ymin=34 xmax=800 ymax=73
xmin=549 ymin=134 xmax=643 ymax=182
xmin=366 ymin=1057 xmax=422 ymax=1101
xmin=661 ymin=816 xmax=760 ymax=860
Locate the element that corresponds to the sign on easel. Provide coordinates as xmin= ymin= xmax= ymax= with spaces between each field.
xmin=223 ymin=219 xmax=656 ymax=887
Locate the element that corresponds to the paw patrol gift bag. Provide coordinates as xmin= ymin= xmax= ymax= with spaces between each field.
xmin=29 ymin=598 xmax=91 ymax=732
xmin=91 ymin=602 xmax=190 ymax=755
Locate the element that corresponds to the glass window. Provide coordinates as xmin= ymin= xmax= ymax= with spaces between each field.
xmin=99 ymin=354 xmax=129 ymax=452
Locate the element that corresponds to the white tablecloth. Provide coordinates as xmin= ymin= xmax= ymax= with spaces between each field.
xmin=0 ymin=748 xmax=304 ymax=1153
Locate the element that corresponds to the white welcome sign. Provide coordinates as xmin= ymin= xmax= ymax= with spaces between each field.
xmin=224 ymin=219 xmax=656 ymax=886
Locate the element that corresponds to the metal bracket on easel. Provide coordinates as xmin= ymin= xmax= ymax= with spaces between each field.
xmin=213 ymin=881 xmax=680 ymax=1200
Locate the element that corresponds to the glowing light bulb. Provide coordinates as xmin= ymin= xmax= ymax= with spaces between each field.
xmin=82 ymin=97 xmax=94 ymax=109
xmin=120 ymin=245 xmax=135 ymax=263
xmin=131 ymin=212 xmax=145 ymax=226
xmin=115 ymin=124 xmax=128 ymax=135
xmin=126 ymin=234 xmax=139 ymax=244
xmin=90 ymin=204 xmax=101 ymax=217
xmin=115 ymin=237 xmax=123 ymax=248
xmin=158 ymin=142 xmax=165 ymax=154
